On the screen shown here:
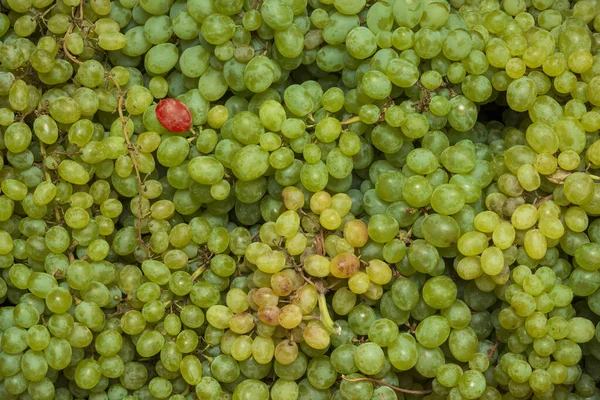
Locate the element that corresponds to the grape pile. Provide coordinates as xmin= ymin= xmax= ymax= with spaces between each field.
xmin=1 ymin=0 xmax=600 ymax=399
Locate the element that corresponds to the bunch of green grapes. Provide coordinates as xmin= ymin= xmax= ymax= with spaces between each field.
xmin=0 ymin=0 xmax=599 ymax=399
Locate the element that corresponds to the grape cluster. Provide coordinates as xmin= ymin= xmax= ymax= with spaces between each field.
xmin=1 ymin=0 xmax=600 ymax=399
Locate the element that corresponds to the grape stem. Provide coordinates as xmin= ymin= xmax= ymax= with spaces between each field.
xmin=62 ymin=23 xmax=83 ymax=66
xmin=107 ymin=304 xmax=131 ymax=318
xmin=67 ymin=240 xmax=78 ymax=263
xmin=340 ymin=116 xmax=361 ymax=125
xmin=38 ymin=143 xmax=53 ymax=182
xmin=54 ymin=205 xmax=63 ymax=225
xmin=318 ymin=293 xmax=341 ymax=335
xmin=340 ymin=375 xmax=432 ymax=395
xmin=62 ymin=0 xmax=86 ymax=65
xmin=315 ymin=228 xmax=324 ymax=255
xmin=290 ymin=254 xmax=340 ymax=335
xmin=316 ymin=282 xmax=341 ymax=335
xmin=190 ymin=265 xmax=207 ymax=281
xmin=109 ymin=76 xmax=151 ymax=254
xmin=77 ymin=0 xmax=84 ymax=21
xmin=548 ymin=168 xmax=600 ymax=185
xmin=546 ymin=168 xmax=571 ymax=184
xmin=413 ymin=81 xmax=434 ymax=112
xmin=49 ymin=150 xmax=83 ymax=156
xmin=399 ymin=227 xmax=413 ymax=244
xmin=186 ymin=126 xmax=198 ymax=143
xmin=404 ymin=322 xmax=416 ymax=333
xmin=487 ymin=341 xmax=499 ymax=359
xmin=533 ymin=194 xmax=553 ymax=208
xmin=288 ymin=253 xmax=315 ymax=286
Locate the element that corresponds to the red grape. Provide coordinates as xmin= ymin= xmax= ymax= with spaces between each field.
xmin=155 ymin=98 xmax=193 ymax=132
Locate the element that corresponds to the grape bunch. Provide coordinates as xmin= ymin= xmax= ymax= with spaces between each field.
xmin=0 ymin=0 xmax=600 ymax=399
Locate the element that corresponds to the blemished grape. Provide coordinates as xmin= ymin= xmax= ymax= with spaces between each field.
xmin=1 ymin=0 xmax=600 ymax=399
xmin=154 ymin=98 xmax=193 ymax=133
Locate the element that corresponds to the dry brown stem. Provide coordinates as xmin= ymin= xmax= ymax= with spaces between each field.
xmin=109 ymin=77 xmax=150 ymax=253
xmin=63 ymin=24 xmax=83 ymax=66
xmin=487 ymin=341 xmax=499 ymax=359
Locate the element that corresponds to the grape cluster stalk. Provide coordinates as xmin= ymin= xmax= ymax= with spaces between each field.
xmin=1 ymin=0 xmax=600 ymax=399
